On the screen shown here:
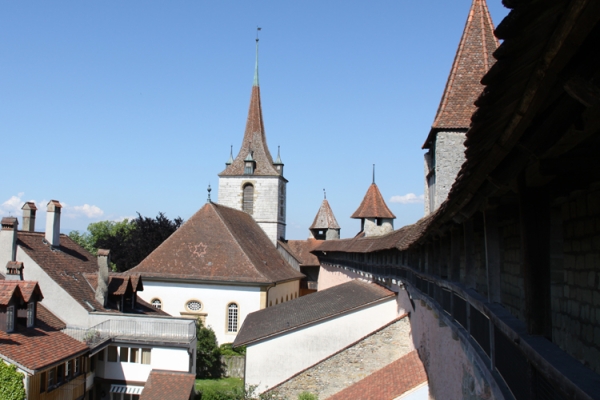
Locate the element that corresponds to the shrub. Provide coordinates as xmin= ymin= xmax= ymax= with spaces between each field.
xmin=220 ymin=343 xmax=246 ymax=356
xmin=196 ymin=320 xmax=223 ymax=378
xmin=298 ymin=392 xmax=318 ymax=400
xmin=0 ymin=361 xmax=25 ymax=400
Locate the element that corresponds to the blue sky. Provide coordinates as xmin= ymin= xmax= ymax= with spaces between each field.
xmin=0 ymin=1 xmax=509 ymax=239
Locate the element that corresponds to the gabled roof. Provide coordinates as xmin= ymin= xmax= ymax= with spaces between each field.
xmin=423 ymin=0 xmax=498 ymax=148
xmin=140 ymin=370 xmax=196 ymax=400
xmin=351 ymin=183 xmax=396 ymax=219
xmin=233 ymin=280 xmax=394 ymax=346
xmin=284 ymin=239 xmax=323 ymax=267
xmin=219 ymin=44 xmax=279 ymax=177
xmin=0 ymin=281 xmax=43 ymax=304
xmin=327 ymin=351 xmax=427 ymax=400
xmin=309 ymin=199 xmax=340 ymax=230
xmin=0 ymin=303 xmax=88 ymax=372
xmin=130 ymin=202 xmax=304 ymax=284
xmin=17 ymin=232 xmax=163 ymax=315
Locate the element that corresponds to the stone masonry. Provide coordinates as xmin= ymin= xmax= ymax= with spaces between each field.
xmin=267 ymin=316 xmax=415 ymax=400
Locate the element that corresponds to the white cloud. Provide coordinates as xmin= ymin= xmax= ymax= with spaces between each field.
xmin=0 ymin=192 xmax=26 ymax=216
xmin=65 ymin=204 xmax=104 ymax=219
xmin=113 ymin=215 xmax=136 ymax=223
xmin=390 ymin=193 xmax=424 ymax=204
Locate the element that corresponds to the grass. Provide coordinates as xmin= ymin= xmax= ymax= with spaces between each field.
xmin=195 ymin=377 xmax=243 ymax=393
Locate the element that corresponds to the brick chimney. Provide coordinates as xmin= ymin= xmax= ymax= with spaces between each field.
xmin=45 ymin=200 xmax=62 ymax=247
xmin=21 ymin=202 xmax=37 ymax=232
xmin=5 ymin=261 xmax=24 ymax=280
xmin=95 ymin=249 xmax=110 ymax=307
xmin=0 ymin=217 xmax=18 ymax=276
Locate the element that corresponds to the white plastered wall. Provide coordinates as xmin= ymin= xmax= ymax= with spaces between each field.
xmin=218 ymin=175 xmax=286 ymax=244
xmin=245 ymin=298 xmax=398 ymax=393
xmin=137 ymin=280 xmax=262 ymax=346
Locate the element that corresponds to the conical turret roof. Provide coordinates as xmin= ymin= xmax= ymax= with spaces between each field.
xmin=310 ymin=199 xmax=341 ymax=230
xmin=220 ymin=41 xmax=279 ymax=176
xmin=423 ymin=0 xmax=498 ymax=149
xmin=351 ymin=184 xmax=396 ymax=219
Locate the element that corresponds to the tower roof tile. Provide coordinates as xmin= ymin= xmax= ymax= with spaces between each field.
xmin=351 ymin=184 xmax=395 ymax=219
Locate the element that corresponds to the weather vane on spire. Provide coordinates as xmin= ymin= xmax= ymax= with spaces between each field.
xmin=256 ymin=26 xmax=261 ymax=42
xmin=373 ymin=164 xmax=376 ymax=184
xmin=323 ymin=189 xmax=326 ymax=200
xmin=254 ymin=27 xmax=262 ymax=86
xmin=207 ymin=184 xmax=212 ymax=203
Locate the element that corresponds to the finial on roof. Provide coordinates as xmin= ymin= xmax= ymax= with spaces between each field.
xmin=254 ymin=27 xmax=261 ymax=87
xmin=372 ymin=164 xmax=375 ymax=184
xmin=274 ymin=145 xmax=283 ymax=164
xmin=207 ymin=184 xmax=212 ymax=203
xmin=323 ymin=189 xmax=326 ymax=200
xmin=226 ymin=145 xmax=234 ymax=165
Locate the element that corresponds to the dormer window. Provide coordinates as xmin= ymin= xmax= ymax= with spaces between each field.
xmin=244 ymin=152 xmax=256 ymax=175
xmin=7 ymin=305 xmax=15 ymax=332
xmin=27 ymin=302 xmax=35 ymax=328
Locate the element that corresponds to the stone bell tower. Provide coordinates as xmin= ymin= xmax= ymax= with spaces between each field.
xmin=218 ymin=36 xmax=287 ymax=245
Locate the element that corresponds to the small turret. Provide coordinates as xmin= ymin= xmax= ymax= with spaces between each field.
xmin=352 ymin=170 xmax=395 ymax=237
xmin=309 ymin=190 xmax=340 ymax=240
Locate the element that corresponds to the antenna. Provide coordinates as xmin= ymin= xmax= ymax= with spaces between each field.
xmin=372 ymin=164 xmax=375 ymax=184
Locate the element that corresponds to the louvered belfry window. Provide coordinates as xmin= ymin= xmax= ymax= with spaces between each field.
xmin=243 ymin=184 xmax=254 ymax=214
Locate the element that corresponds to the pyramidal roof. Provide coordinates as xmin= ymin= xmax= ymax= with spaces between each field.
xmin=351 ymin=184 xmax=396 ymax=219
xmin=220 ymin=40 xmax=279 ymax=176
xmin=310 ymin=199 xmax=341 ymax=230
xmin=129 ymin=202 xmax=303 ymax=284
xmin=423 ymin=0 xmax=498 ymax=148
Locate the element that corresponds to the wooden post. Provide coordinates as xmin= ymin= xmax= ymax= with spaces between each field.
xmin=464 ymin=219 xmax=476 ymax=290
xmin=450 ymin=227 xmax=461 ymax=282
xmin=484 ymin=208 xmax=502 ymax=303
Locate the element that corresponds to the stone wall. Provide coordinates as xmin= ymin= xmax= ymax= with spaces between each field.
xmin=267 ymin=316 xmax=415 ymax=400
xmin=222 ymin=355 xmax=245 ymax=379
xmin=433 ymin=131 xmax=466 ymax=212
xmin=218 ymin=175 xmax=286 ymax=243
xmin=551 ymin=185 xmax=600 ymax=373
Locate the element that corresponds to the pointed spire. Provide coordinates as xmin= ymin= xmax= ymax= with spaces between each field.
xmin=254 ymin=28 xmax=261 ymax=87
xmin=310 ymin=199 xmax=341 ymax=230
xmin=274 ymin=145 xmax=283 ymax=164
xmin=219 ymin=30 xmax=279 ymax=177
xmin=423 ymin=0 xmax=499 ymax=149
xmin=372 ymin=164 xmax=375 ymax=184
xmin=225 ymin=145 xmax=234 ymax=166
xmin=323 ymin=188 xmax=326 ymax=200
xmin=351 ymin=183 xmax=396 ymax=219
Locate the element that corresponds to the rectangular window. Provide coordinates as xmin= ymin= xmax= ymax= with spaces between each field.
xmin=27 ymin=302 xmax=35 ymax=328
xmin=40 ymin=372 xmax=47 ymax=393
xmin=120 ymin=347 xmax=129 ymax=362
xmin=98 ymin=349 xmax=105 ymax=361
xmin=107 ymin=346 xmax=118 ymax=362
xmin=7 ymin=306 xmax=14 ymax=332
xmin=65 ymin=360 xmax=71 ymax=379
xmin=130 ymin=348 xmax=139 ymax=363
xmin=141 ymin=348 xmax=151 ymax=365
xmin=48 ymin=369 xmax=55 ymax=388
xmin=56 ymin=364 xmax=64 ymax=384
xmin=75 ymin=357 xmax=81 ymax=375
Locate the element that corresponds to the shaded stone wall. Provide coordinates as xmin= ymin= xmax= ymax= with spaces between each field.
xmin=552 ymin=186 xmax=600 ymax=373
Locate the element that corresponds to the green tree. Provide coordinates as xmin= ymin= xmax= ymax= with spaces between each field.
xmin=0 ymin=361 xmax=25 ymax=400
xmin=196 ymin=320 xmax=223 ymax=379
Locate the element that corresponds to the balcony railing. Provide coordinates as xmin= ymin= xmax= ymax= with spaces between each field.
xmin=63 ymin=318 xmax=196 ymax=348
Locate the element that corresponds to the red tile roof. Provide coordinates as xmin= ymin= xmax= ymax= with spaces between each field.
xmin=219 ymin=81 xmax=280 ymax=176
xmin=0 ymin=303 xmax=88 ymax=372
xmin=285 ymin=239 xmax=323 ymax=267
xmin=424 ymin=0 xmax=498 ymax=148
xmin=140 ymin=370 xmax=196 ymax=400
xmin=130 ymin=202 xmax=304 ymax=284
xmin=17 ymin=232 xmax=163 ymax=316
xmin=309 ymin=200 xmax=340 ymax=230
xmin=0 ymin=281 xmax=43 ymax=304
xmin=327 ymin=351 xmax=427 ymax=400
xmin=351 ymin=184 xmax=396 ymax=219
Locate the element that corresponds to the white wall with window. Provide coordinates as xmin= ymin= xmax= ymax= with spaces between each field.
xmin=94 ymin=345 xmax=189 ymax=382
xmin=138 ymin=280 xmax=263 ymax=345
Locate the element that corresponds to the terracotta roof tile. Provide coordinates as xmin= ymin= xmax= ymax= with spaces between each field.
xmin=130 ymin=203 xmax=303 ymax=284
xmin=0 ymin=281 xmax=43 ymax=304
xmin=327 ymin=351 xmax=427 ymax=400
xmin=140 ymin=370 xmax=196 ymax=400
xmin=233 ymin=280 xmax=394 ymax=346
xmin=285 ymin=239 xmax=323 ymax=267
xmin=351 ymin=184 xmax=396 ymax=219
xmin=309 ymin=200 xmax=340 ymax=230
xmin=219 ymin=81 xmax=279 ymax=176
xmin=17 ymin=232 xmax=163 ymax=316
xmin=424 ymin=0 xmax=498 ymax=148
xmin=0 ymin=304 xmax=88 ymax=371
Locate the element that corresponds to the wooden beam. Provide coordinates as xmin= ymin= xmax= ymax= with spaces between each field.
xmin=484 ymin=208 xmax=502 ymax=303
xmin=464 ymin=219 xmax=477 ymax=290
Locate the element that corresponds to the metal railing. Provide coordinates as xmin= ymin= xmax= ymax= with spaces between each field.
xmin=63 ymin=318 xmax=196 ymax=348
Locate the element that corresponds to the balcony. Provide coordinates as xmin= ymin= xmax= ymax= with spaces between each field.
xmin=63 ymin=318 xmax=196 ymax=349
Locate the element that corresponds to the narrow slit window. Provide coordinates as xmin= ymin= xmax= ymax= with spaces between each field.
xmin=242 ymin=184 xmax=254 ymax=215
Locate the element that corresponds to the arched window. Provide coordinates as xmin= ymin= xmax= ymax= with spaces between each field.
xmin=227 ymin=303 xmax=238 ymax=333
xmin=151 ymin=299 xmax=162 ymax=309
xmin=242 ymin=184 xmax=254 ymax=214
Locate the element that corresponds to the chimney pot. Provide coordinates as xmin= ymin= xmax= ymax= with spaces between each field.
xmin=45 ymin=200 xmax=62 ymax=247
xmin=0 ymin=217 xmax=18 ymax=276
xmin=21 ymin=202 xmax=37 ymax=232
xmin=5 ymin=261 xmax=24 ymax=280
xmin=96 ymin=249 xmax=110 ymax=307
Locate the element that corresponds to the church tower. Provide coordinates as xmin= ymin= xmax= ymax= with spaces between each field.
xmin=423 ymin=0 xmax=498 ymax=215
xmin=218 ymin=37 xmax=287 ymax=244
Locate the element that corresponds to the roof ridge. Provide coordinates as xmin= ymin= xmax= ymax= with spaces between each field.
xmin=211 ymin=203 xmax=271 ymax=282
